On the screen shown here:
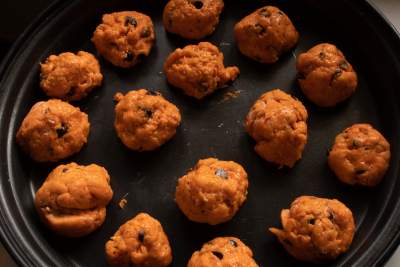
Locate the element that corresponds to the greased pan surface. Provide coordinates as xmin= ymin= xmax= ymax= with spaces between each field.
xmin=1 ymin=0 xmax=400 ymax=266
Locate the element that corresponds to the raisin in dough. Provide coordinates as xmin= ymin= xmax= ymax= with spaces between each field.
xmin=245 ymin=89 xmax=308 ymax=168
xmin=16 ymin=99 xmax=90 ymax=162
xmin=40 ymin=51 xmax=103 ymax=101
xmin=328 ymin=123 xmax=390 ymax=186
xmin=175 ymin=158 xmax=248 ymax=225
xmin=106 ymin=213 xmax=172 ymax=267
xmin=35 ymin=163 xmax=113 ymax=237
xmin=92 ymin=11 xmax=155 ymax=68
xmin=164 ymin=42 xmax=239 ymax=99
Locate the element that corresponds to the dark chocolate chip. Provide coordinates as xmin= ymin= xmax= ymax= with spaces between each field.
xmin=138 ymin=229 xmax=145 ymax=242
xmin=141 ymin=27 xmax=151 ymax=38
xmin=67 ymin=86 xmax=76 ymax=97
xmin=229 ymin=239 xmax=238 ymax=247
xmin=330 ymin=69 xmax=342 ymax=85
xmin=212 ymin=251 xmax=223 ymax=260
xmin=146 ymin=90 xmax=158 ymax=96
xmin=198 ymin=81 xmax=209 ymax=92
xmin=56 ymin=123 xmax=68 ymax=138
xmin=328 ymin=211 xmax=335 ymax=221
xmin=254 ymin=23 xmax=266 ymax=35
xmin=125 ymin=16 xmax=137 ymax=27
xmin=124 ymin=52 xmax=134 ymax=62
xmin=191 ymin=0 xmax=203 ymax=9
xmin=62 ymin=168 xmax=68 ymax=173
xmin=215 ymin=168 xmax=228 ymax=179
xmin=339 ymin=60 xmax=349 ymax=70
xmin=355 ymin=169 xmax=366 ymax=175
xmin=319 ymin=52 xmax=326 ymax=60
xmin=352 ymin=139 xmax=361 ymax=149
xmin=259 ymin=8 xmax=271 ymax=17
xmin=308 ymin=218 xmax=316 ymax=225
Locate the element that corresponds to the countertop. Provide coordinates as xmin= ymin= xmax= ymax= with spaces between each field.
xmin=1 ymin=0 xmax=400 ymax=266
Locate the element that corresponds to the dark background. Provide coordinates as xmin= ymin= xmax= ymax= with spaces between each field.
xmin=1 ymin=0 xmax=400 ymax=266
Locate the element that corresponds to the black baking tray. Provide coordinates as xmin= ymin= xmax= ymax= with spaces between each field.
xmin=1 ymin=0 xmax=400 ymax=266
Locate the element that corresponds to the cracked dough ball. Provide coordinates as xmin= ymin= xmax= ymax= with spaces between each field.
xmin=245 ymin=89 xmax=308 ymax=168
xmin=40 ymin=51 xmax=103 ymax=101
xmin=16 ymin=99 xmax=90 ymax=162
xmin=269 ymin=196 xmax=355 ymax=263
xmin=105 ymin=213 xmax=172 ymax=267
xmin=234 ymin=6 xmax=299 ymax=64
xmin=164 ymin=42 xmax=240 ymax=99
xmin=175 ymin=158 xmax=248 ymax=225
xmin=328 ymin=124 xmax=390 ymax=186
xmin=35 ymin=163 xmax=113 ymax=237
xmin=188 ymin=237 xmax=259 ymax=267
xmin=163 ymin=0 xmax=224 ymax=40
xmin=296 ymin=43 xmax=358 ymax=107
xmin=92 ymin=11 xmax=155 ymax=68
xmin=114 ymin=89 xmax=181 ymax=151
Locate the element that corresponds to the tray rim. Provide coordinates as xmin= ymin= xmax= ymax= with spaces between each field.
xmin=1 ymin=0 xmax=400 ymax=266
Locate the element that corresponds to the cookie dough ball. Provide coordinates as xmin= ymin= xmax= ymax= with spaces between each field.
xmin=35 ymin=163 xmax=113 ymax=237
xmin=40 ymin=51 xmax=103 ymax=101
xmin=92 ymin=11 xmax=155 ymax=68
xmin=16 ymin=99 xmax=90 ymax=162
xmin=114 ymin=89 xmax=181 ymax=151
xmin=163 ymin=0 xmax=224 ymax=40
xmin=269 ymin=196 xmax=355 ymax=263
xmin=188 ymin=237 xmax=259 ymax=267
xmin=164 ymin=42 xmax=240 ymax=99
xmin=175 ymin=158 xmax=248 ymax=225
xmin=328 ymin=124 xmax=390 ymax=186
xmin=105 ymin=213 xmax=172 ymax=267
xmin=234 ymin=6 xmax=299 ymax=64
xmin=296 ymin=43 xmax=358 ymax=107
xmin=245 ymin=89 xmax=308 ymax=168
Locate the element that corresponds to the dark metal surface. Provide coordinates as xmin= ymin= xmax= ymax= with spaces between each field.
xmin=1 ymin=0 xmax=400 ymax=266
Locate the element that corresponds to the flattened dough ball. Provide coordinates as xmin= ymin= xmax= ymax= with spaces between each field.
xmin=35 ymin=163 xmax=113 ymax=237
xmin=328 ymin=124 xmax=390 ymax=186
xmin=163 ymin=0 xmax=224 ymax=40
xmin=105 ymin=213 xmax=172 ymax=267
xmin=234 ymin=6 xmax=299 ymax=64
xmin=188 ymin=237 xmax=259 ymax=267
xmin=245 ymin=89 xmax=308 ymax=168
xmin=92 ymin=11 xmax=155 ymax=68
xmin=16 ymin=99 xmax=90 ymax=162
xmin=175 ymin=158 xmax=248 ymax=225
xmin=296 ymin=43 xmax=358 ymax=107
xmin=164 ymin=42 xmax=240 ymax=99
xmin=269 ymin=196 xmax=355 ymax=263
xmin=40 ymin=51 xmax=103 ymax=101
xmin=114 ymin=89 xmax=181 ymax=151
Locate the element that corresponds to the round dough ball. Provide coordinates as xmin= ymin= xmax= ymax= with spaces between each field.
xmin=296 ymin=43 xmax=358 ymax=107
xmin=234 ymin=6 xmax=299 ymax=64
xmin=16 ymin=99 xmax=90 ymax=162
xmin=164 ymin=42 xmax=239 ymax=99
xmin=269 ymin=196 xmax=355 ymax=263
xmin=328 ymin=124 xmax=390 ymax=186
xmin=105 ymin=213 xmax=172 ymax=267
xmin=40 ymin=51 xmax=103 ymax=101
xmin=188 ymin=237 xmax=259 ymax=267
xmin=245 ymin=89 xmax=308 ymax=168
xmin=114 ymin=89 xmax=181 ymax=151
xmin=35 ymin=163 xmax=113 ymax=237
xmin=175 ymin=158 xmax=248 ymax=225
xmin=163 ymin=0 xmax=224 ymax=40
xmin=92 ymin=11 xmax=155 ymax=68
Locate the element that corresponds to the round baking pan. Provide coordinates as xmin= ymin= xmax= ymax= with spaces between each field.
xmin=1 ymin=0 xmax=400 ymax=266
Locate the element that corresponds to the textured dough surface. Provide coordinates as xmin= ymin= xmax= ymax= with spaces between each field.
xmin=245 ymin=89 xmax=308 ymax=168
xmin=164 ymin=42 xmax=239 ymax=99
xmin=188 ymin=237 xmax=259 ymax=267
xmin=16 ymin=99 xmax=90 ymax=162
xmin=296 ymin=43 xmax=358 ymax=107
xmin=163 ymin=0 xmax=224 ymax=40
xmin=328 ymin=123 xmax=390 ymax=186
xmin=270 ymin=196 xmax=355 ymax=263
xmin=35 ymin=163 xmax=113 ymax=237
xmin=92 ymin=11 xmax=155 ymax=68
xmin=105 ymin=213 xmax=172 ymax=267
xmin=40 ymin=51 xmax=103 ymax=101
xmin=175 ymin=158 xmax=248 ymax=225
xmin=114 ymin=89 xmax=181 ymax=151
xmin=234 ymin=6 xmax=299 ymax=63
